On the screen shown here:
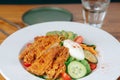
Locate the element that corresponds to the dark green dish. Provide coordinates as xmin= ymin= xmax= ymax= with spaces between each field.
xmin=22 ymin=7 xmax=73 ymax=25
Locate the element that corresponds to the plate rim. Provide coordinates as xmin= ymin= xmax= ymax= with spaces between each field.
xmin=0 ymin=21 xmax=120 ymax=80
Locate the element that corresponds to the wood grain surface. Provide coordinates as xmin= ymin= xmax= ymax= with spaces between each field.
xmin=0 ymin=3 xmax=120 ymax=80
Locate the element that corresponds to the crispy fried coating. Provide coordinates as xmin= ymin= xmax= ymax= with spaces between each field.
xmin=45 ymin=46 xmax=69 ymax=79
xmin=19 ymin=35 xmax=60 ymax=64
xmin=27 ymin=46 xmax=58 ymax=75
xmin=19 ymin=35 xmax=69 ymax=79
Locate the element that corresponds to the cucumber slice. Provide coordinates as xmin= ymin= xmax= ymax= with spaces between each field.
xmin=84 ymin=50 xmax=98 ymax=63
xmin=81 ymin=60 xmax=91 ymax=74
xmin=67 ymin=61 xmax=87 ymax=79
xmin=65 ymin=56 xmax=75 ymax=66
xmin=61 ymin=30 xmax=68 ymax=39
xmin=67 ymin=31 xmax=76 ymax=40
xmin=46 ymin=31 xmax=62 ymax=36
xmin=55 ymin=31 xmax=62 ymax=36
xmin=46 ymin=31 xmax=56 ymax=35
xmin=46 ymin=31 xmax=54 ymax=35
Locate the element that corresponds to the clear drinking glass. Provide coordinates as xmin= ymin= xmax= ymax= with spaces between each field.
xmin=81 ymin=0 xmax=110 ymax=28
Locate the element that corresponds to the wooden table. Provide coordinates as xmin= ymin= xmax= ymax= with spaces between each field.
xmin=0 ymin=3 xmax=120 ymax=80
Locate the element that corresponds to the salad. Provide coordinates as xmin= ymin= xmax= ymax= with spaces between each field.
xmin=19 ymin=30 xmax=98 ymax=80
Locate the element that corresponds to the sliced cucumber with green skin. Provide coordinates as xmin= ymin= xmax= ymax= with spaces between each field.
xmin=46 ymin=30 xmax=78 ymax=40
xmin=46 ymin=31 xmax=55 ymax=35
xmin=55 ymin=31 xmax=62 ymax=36
xmin=46 ymin=31 xmax=57 ymax=35
xmin=67 ymin=31 xmax=76 ymax=40
xmin=67 ymin=61 xmax=87 ymax=79
xmin=84 ymin=50 xmax=98 ymax=63
xmin=46 ymin=31 xmax=62 ymax=36
xmin=61 ymin=30 xmax=68 ymax=39
xmin=65 ymin=56 xmax=75 ymax=66
xmin=81 ymin=60 xmax=91 ymax=75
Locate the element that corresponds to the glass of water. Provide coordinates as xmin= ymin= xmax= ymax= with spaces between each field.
xmin=81 ymin=0 xmax=110 ymax=28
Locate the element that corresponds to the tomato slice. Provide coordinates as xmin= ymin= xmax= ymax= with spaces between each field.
xmin=89 ymin=62 xmax=97 ymax=70
xmin=74 ymin=36 xmax=83 ymax=44
xmin=61 ymin=72 xmax=72 ymax=80
xmin=23 ymin=62 xmax=31 ymax=67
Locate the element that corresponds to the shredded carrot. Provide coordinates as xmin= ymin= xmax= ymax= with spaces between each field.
xmin=80 ymin=44 xmax=97 ymax=55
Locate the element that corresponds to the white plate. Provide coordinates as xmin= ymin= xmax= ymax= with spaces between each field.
xmin=0 ymin=21 xmax=120 ymax=80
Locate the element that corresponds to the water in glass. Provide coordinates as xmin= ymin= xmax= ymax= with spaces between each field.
xmin=82 ymin=0 xmax=110 ymax=28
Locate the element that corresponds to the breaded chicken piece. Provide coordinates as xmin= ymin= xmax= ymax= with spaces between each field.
xmin=27 ymin=46 xmax=63 ymax=75
xmin=19 ymin=35 xmax=60 ymax=64
xmin=45 ymin=46 xmax=69 ymax=79
xmin=19 ymin=35 xmax=69 ymax=79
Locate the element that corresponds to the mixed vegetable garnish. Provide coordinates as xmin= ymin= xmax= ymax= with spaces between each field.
xmin=46 ymin=30 xmax=98 ymax=79
xmin=19 ymin=30 xmax=98 ymax=80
